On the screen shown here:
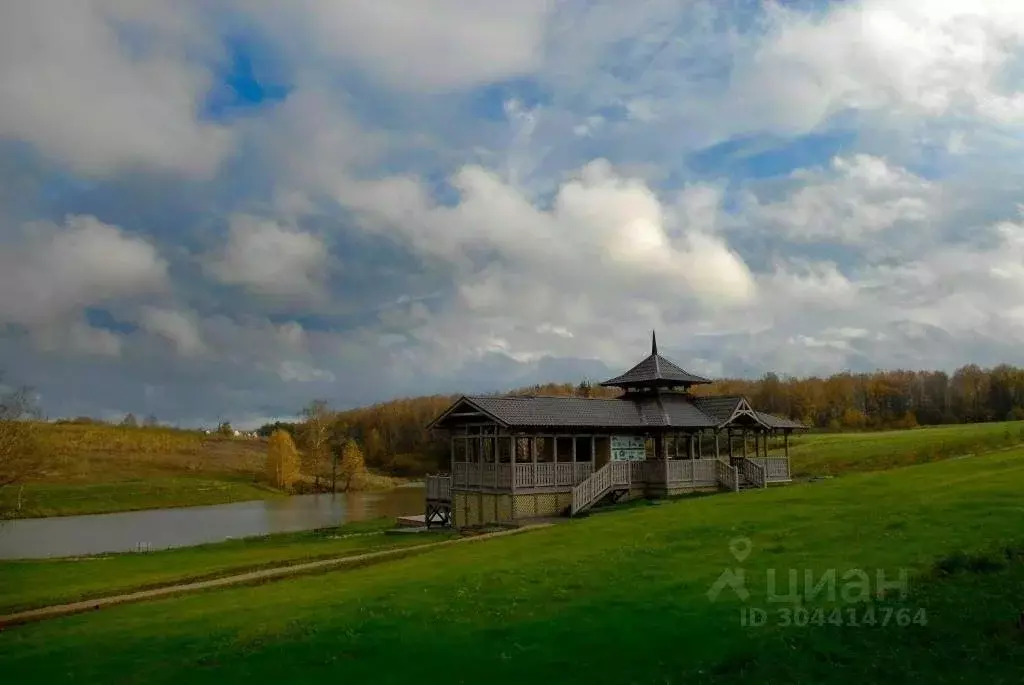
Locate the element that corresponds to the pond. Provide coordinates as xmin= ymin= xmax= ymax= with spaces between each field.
xmin=0 ymin=485 xmax=425 ymax=560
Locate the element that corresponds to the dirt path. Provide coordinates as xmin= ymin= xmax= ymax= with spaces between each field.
xmin=0 ymin=524 xmax=553 ymax=630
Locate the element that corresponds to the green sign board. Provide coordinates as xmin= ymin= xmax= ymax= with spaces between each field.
xmin=611 ymin=435 xmax=646 ymax=461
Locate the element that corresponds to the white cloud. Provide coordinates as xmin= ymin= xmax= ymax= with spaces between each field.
xmin=0 ymin=215 xmax=168 ymax=328
xmin=137 ymin=307 xmax=207 ymax=357
xmin=206 ymin=214 xmax=328 ymax=301
xmin=743 ymin=154 xmax=939 ymax=244
xmin=248 ymin=0 xmax=551 ymax=92
xmin=732 ymin=0 xmax=1024 ymax=134
xmin=0 ymin=0 xmax=232 ymax=177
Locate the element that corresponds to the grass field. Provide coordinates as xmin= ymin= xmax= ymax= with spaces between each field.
xmin=0 ymin=519 xmax=455 ymax=614
xmin=1 ymin=446 xmax=1022 ymax=683
xmin=777 ymin=420 xmax=1024 ymax=476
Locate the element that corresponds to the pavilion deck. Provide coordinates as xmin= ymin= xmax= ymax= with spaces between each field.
xmin=445 ymin=457 xmax=791 ymax=492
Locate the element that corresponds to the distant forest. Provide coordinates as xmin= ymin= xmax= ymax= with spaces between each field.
xmin=260 ymin=363 xmax=1024 ymax=477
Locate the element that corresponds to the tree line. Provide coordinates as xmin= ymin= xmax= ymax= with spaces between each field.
xmin=260 ymin=363 xmax=1024 ymax=477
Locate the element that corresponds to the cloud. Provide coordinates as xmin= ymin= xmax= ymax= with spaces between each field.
xmin=0 ymin=0 xmax=232 ymax=177
xmin=0 ymin=215 xmax=168 ymax=329
xmin=136 ymin=307 xmax=207 ymax=357
xmin=741 ymin=154 xmax=939 ymax=245
xmin=206 ymin=214 xmax=328 ymax=302
xmin=248 ymin=0 xmax=551 ymax=92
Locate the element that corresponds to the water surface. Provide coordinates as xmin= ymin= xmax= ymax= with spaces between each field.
xmin=0 ymin=486 xmax=424 ymax=560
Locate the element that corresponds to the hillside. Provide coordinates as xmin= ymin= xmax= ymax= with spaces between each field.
xmin=0 ymin=423 xmax=277 ymax=518
xmin=2 ymin=446 xmax=1022 ymax=682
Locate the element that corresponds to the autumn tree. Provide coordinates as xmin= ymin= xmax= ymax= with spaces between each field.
xmin=0 ymin=381 xmax=46 ymax=519
xmin=300 ymin=399 xmax=333 ymax=489
xmin=363 ymin=426 xmax=385 ymax=469
xmin=338 ymin=439 xmax=367 ymax=491
xmin=218 ymin=421 xmax=233 ymax=436
xmin=265 ymin=429 xmax=301 ymax=491
xmin=120 ymin=413 xmax=138 ymax=428
xmin=142 ymin=414 xmax=159 ymax=428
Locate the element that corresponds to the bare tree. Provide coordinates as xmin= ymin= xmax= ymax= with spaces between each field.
xmin=300 ymin=400 xmax=333 ymax=490
xmin=0 ymin=379 xmax=46 ymax=519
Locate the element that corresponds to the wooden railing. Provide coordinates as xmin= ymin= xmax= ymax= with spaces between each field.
xmin=716 ymin=460 xmax=739 ymax=492
xmin=571 ymin=461 xmax=632 ymax=515
xmin=749 ymin=457 xmax=791 ymax=482
xmin=737 ymin=457 xmax=766 ymax=489
xmin=425 ymin=474 xmax=452 ymax=501
xmin=691 ymin=459 xmax=718 ymax=485
xmin=454 ymin=458 xmax=737 ymax=491
xmin=455 ymin=462 xmax=594 ymax=489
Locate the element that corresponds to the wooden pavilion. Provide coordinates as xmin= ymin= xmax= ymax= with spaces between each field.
xmin=424 ymin=333 xmax=805 ymax=528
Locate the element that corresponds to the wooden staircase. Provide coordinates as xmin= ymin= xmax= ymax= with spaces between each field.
xmin=570 ymin=461 xmax=632 ymax=516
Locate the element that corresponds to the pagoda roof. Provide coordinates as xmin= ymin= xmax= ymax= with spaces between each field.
xmin=599 ymin=331 xmax=712 ymax=389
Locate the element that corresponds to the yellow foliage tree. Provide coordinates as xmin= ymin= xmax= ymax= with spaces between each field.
xmin=339 ymin=439 xmax=367 ymax=491
xmin=266 ymin=429 xmax=301 ymax=491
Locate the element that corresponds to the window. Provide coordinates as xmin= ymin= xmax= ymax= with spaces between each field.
xmin=497 ymin=437 xmax=512 ymax=463
xmin=515 ymin=437 xmax=532 ymax=462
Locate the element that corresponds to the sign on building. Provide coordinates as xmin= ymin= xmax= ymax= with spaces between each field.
xmin=610 ymin=435 xmax=646 ymax=461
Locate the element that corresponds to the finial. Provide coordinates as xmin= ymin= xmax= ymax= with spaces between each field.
xmin=652 ymin=329 xmax=658 ymax=356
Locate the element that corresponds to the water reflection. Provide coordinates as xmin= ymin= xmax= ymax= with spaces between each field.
xmin=0 ymin=487 xmax=424 ymax=560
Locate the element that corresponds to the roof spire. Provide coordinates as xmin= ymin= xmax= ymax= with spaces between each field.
xmin=651 ymin=329 xmax=658 ymax=356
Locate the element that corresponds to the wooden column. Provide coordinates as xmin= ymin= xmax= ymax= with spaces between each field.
xmin=572 ymin=436 xmax=576 ymax=463
xmin=697 ymin=431 xmax=703 ymax=458
xmin=728 ymin=429 xmax=734 ymax=459
xmin=450 ymin=437 xmax=455 ymax=471
xmin=714 ymin=431 xmax=720 ymax=460
xmin=742 ymin=430 xmax=747 ymax=458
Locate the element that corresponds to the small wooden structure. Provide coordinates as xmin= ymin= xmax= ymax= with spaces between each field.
xmin=425 ymin=333 xmax=805 ymax=527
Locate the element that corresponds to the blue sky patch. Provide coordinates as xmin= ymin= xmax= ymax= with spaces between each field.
xmin=203 ymin=35 xmax=291 ymax=120
xmin=688 ymin=130 xmax=857 ymax=180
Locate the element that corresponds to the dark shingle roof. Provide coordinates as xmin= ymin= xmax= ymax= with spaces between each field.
xmin=440 ymin=393 xmax=804 ymax=430
xmin=692 ymin=395 xmax=743 ymax=423
xmin=755 ymin=411 xmax=805 ymax=430
xmin=600 ymin=353 xmax=712 ymax=388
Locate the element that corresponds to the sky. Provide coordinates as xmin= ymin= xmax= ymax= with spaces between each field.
xmin=3 ymin=0 xmax=1024 ymax=428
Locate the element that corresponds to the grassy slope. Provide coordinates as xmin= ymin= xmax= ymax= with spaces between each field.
xmin=0 ymin=519 xmax=456 ymax=614
xmin=780 ymin=420 xmax=1024 ymax=476
xmin=1 ymin=448 xmax=1021 ymax=683
xmin=1 ymin=424 xmax=277 ymax=518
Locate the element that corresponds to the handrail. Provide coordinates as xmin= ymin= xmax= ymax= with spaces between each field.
xmin=571 ymin=461 xmax=632 ymax=515
xmin=715 ymin=460 xmax=739 ymax=492
xmin=737 ymin=457 xmax=767 ymax=489
xmin=425 ymin=474 xmax=452 ymax=501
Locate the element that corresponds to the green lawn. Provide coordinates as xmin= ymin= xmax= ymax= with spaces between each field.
xmin=0 ymin=519 xmax=455 ymax=614
xmin=782 ymin=420 xmax=1024 ymax=476
xmin=1 ymin=447 xmax=1022 ymax=683
xmin=0 ymin=477 xmax=283 ymax=519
